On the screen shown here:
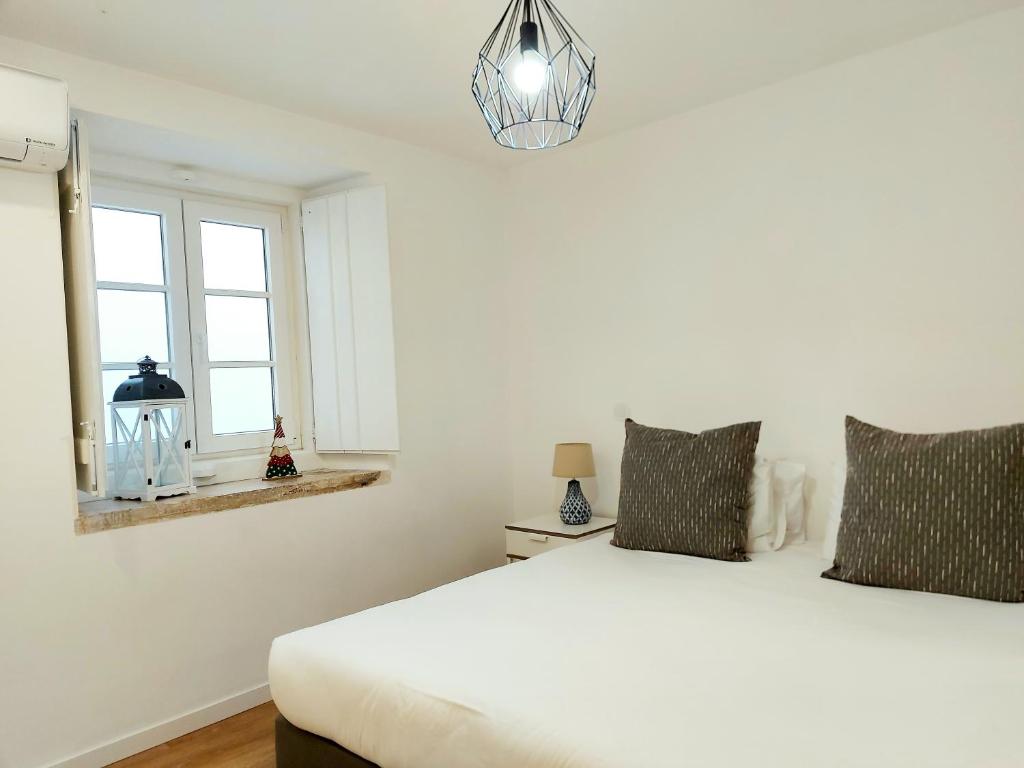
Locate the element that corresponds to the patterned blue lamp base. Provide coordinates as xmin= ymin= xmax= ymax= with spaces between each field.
xmin=560 ymin=479 xmax=592 ymax=525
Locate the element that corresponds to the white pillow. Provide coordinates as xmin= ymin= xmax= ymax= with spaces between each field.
xmin=747 ymin=459 xmax=782 ymax=552
xmin=747 ymin=459 xmax=806 ymax=553
xmin=821 ymin=460 xmax=846 ymax=561
xmin=774 ymin=460 xmax=807 ymax=546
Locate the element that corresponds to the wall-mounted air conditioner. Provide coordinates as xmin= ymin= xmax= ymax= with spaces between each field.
xmin=0 ymin=63 xmax=69 ymax=173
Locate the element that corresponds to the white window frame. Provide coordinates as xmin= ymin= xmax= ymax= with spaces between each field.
xmin=91 ymin=185 xmax=194 ymax=422
xmin=90 ymin=182 xmax=297 ymax=460
xmin=183 ymin=200 xmax=295 ymax=453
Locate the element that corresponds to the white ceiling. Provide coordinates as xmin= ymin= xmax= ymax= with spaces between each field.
xmin=1 ymin=0 xmax=1021 ymax=166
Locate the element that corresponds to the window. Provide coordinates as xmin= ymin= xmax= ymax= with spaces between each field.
xmin=91 ymin=185 xmax=296 ymax=457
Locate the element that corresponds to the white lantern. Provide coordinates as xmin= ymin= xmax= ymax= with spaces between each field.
xmin=108 ymin=357 xmax=196 ymax=501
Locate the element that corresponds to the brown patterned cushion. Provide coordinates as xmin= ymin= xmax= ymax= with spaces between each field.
xmin=823 ymin=416 xmax=1024 ymax=602
xmin=611 ymin=419 xmax=761 ymax=561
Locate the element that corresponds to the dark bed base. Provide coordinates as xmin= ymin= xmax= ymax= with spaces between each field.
xmin=276 ymin=714 xmax=380 ymax=768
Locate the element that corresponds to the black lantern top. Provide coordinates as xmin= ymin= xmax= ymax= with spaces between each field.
xmin=112 ymin=356 xmax=186 ymax=402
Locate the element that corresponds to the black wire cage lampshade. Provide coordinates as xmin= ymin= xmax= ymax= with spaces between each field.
xmin=472 ymin=0 xmax=596 ymax=150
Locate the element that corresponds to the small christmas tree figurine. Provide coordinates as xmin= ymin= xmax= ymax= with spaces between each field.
xmin=264 ymin=415 xmax=301 ymax=480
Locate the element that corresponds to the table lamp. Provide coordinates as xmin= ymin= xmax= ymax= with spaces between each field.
xmin=552 ymin=442 xmax=596 ymax=525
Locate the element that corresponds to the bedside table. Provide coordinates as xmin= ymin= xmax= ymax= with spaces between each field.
xmin=505 ymin=513 xmax=616 ymax=562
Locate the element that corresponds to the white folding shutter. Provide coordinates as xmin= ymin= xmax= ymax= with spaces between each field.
xmin=58 ymin=118 xmax=106 ymax=495
xmin=302 ymin=186 xmax=399 ymax=452
xmin=345 ymin=187 xmax=399 ymax=451
xmin=302 ymin=196 xmax=358 ymax=450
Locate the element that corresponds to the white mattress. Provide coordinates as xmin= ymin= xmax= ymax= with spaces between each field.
xmin=270 ymin=535 xmax=1024 ymax=768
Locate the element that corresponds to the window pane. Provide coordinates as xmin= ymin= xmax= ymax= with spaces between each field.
xmin=92 ymin=207 xmax=165 ymax=285
xmin=210 ymin=367 xmax=274 ymax=434
xmin=205 ymin=296 xmax=270 ymax=362
xmin=200 ymin=221 xmax=267 ymax=291
xmin=102 ymin=367 xmax=171 ymax=444
xmin=97 ymin=289 xmax=169 ymax=363
xmin=108 ymin=403 xmax=145 ymax=491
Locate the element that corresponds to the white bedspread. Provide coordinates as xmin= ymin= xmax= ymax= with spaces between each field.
xmin=269 ymin=535 xmax=1024 ymax=768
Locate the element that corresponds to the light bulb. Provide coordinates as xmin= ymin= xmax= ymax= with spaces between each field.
xmin=514 ymin=50 xmax=547 ymax=94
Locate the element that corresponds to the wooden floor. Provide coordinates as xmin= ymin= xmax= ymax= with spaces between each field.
xmin=108 ymin=702 xmax=277 ymax=768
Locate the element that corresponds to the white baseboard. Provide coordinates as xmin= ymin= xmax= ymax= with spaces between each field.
xmin=45 ymin=683 xmax=272 ymax=768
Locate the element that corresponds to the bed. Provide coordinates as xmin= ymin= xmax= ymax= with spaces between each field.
xmin=269 ymin=534 xmax=1024 ymax=767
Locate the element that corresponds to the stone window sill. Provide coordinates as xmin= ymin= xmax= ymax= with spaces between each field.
xmin=76 ymin=468 xmax=388 ymax=534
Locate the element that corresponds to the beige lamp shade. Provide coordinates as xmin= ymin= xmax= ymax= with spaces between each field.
xmin=552 ymin=442 xmax=596 ymax=479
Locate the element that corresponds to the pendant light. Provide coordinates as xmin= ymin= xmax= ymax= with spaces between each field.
xmin=472 ymin=0 xmax=597 ymax=150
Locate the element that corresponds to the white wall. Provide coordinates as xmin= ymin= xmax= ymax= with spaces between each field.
xmin=0 ymin=38 xmax=510 ymax=768
xmin=505 ymin=9 xmax=1024 ymax=538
